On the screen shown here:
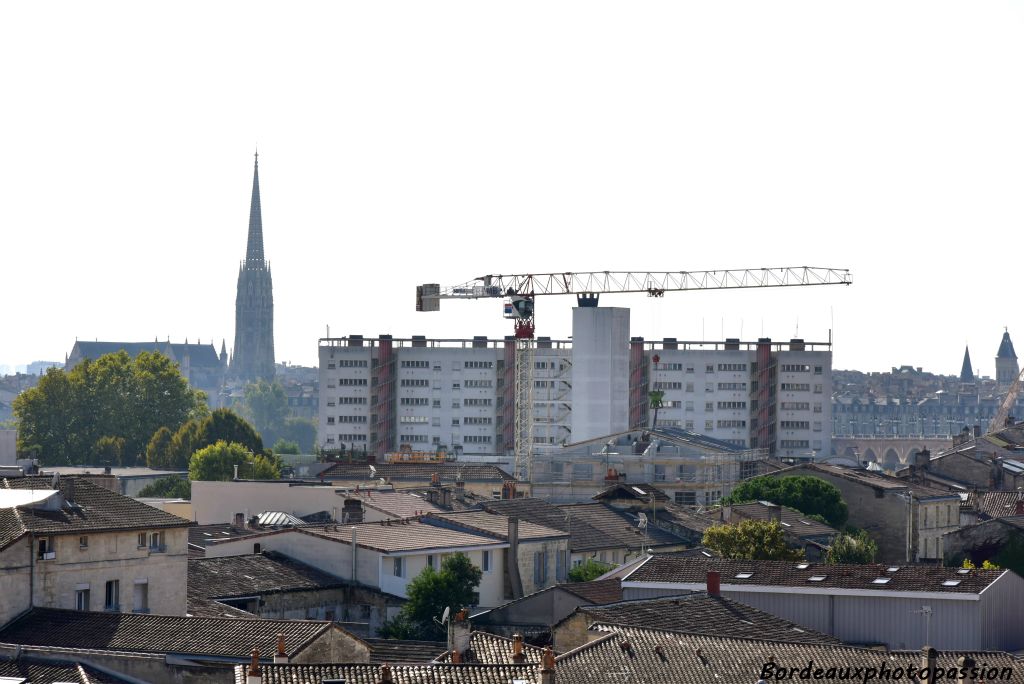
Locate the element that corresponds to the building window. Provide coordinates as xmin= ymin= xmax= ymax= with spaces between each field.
xmin=533 ymin=550 xmax=548 ymax=586
xmin=133 ymin=582 xmax=149 ymax=613
xmin=482 ymin=550 xmax=492 ymax=573
xmin=393 ymin=557 xmax=403 ymax=577
xmin=653 ymin=465 xmax=666 ymax=482
xmin=675 ymin=491 xmax=696 ymax=505
xmin=426 ymin=554 xmax=435 ymax=570
xmin=104 ymin=580 xmax=119 ymax=612
xmin=37 ymin=538 xmax=54 ymax=560
xmin=137 ymin=533 xmax=147 ymax=548
xmin=149 ymin=532 xmax=165 ymax=552
xmin=79 ymin=536 xmax=88 ymax=549
xmin=75 ymin=588 xmax=90 ymax=611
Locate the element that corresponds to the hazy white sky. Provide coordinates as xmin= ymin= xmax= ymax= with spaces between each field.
xmin=2 ymin=2 xmax=1022 ymax=377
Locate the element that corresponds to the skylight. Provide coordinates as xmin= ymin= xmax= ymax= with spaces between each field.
xmin=872 ymin=578 xmax=891 ymax=584
xmin=808 ymin=575 xmax=827 ymax=582
xmin=942 ymin=580 xmax=962 ymax=587
xmin=780 ymin=522 xmax=792 ymax=527
xmin=700 ymin=550 xmax=713 ymax=558
xmin=632 ymin=487 xmax=647 ymax=495
xmin=735 ymin=572 xmax=754 ymax=579
xmin=957 ymin=568 xmax=970 ymax=575
xmin=798 ymin=520 xmax=812 ymax=526
xmin=795 ymin=563 xmax=811 ymax=570
xmin=887 ymin=566 xmax=900 ymax=573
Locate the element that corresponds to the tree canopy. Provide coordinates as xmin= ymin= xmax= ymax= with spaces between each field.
xmin=197 ymin=409 xmax=264 ymax=456
xmin=722 ymin=476 xmax=848 ymax=528
xmin=567 ymin=558 xmax=612 ymax=583
xmin=272 ymin=439 xmax=300 ymax=455
xmin=188 ymin=440 xmax=280 ymax=481
xmin=138 ymin=476 xmax=191 ymax=499
xmin=379 ymin=553 xmax=482 ymax=640
xmin=825 ymin=530 xmax=878 ymax=564
xmin=702 ymin=520 xmax=804 ymax=561
xmin=14 ymin=351 xmax=206 ymax=466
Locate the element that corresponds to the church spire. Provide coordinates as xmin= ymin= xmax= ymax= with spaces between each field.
xmin=245 ymin=151 xmax=264 ymax=266
xmin=960 ymin=346 xmax=974 ymax=383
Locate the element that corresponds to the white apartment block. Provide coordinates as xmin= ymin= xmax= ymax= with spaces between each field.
xmin=318 ymin=305 xmax=832 ymax=463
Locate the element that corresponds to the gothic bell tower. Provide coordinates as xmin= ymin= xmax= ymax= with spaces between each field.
xmin=231 ymin=152 xmax=275 ymax=383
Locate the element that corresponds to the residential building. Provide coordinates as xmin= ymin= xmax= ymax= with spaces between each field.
xmin=942 ymin=515 xmax=1024 ymax=568
xmin=201 ymin=520 xmax=510 ymax=610
xmin=318 ymin=327 xmax=832 ymax=462
xmin=768 ymin=462 xmax=961 ymax=562
xmin=234 ymin=662 xmax=537 ymax=684
xmin=616 ymin=556 xmax=1024 ymax=651
xmin=318 ymin=462 xmax=517 ymax=500
xmin=0 ymin=654 xmax=136 ymax=684
xmin=37 ymin=466 xmax=188 ymax=498
xmin=470 ymin=579 xmax=622 ymax=640
xmin=0 ymin=475 xmax=191 ymax=625
xmin=705 ymin=500 xmax=839 ymax=560
xmin=530 ymin=428 xmax=766 ymax=505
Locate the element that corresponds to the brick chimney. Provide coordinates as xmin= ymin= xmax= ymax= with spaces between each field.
xmin=233 ymin=512 xmax=245 ymax=529
xmin=452 ymin=608 xmax=472 ymax=661
xmin=273 ymin=633 xmax=288 ymax=664
xmin=956 ymin=656 xmax=975 ymax=684
xmin=246 ymin=649 xmax=261 ymax=684
xmin=540 ymin=646 xmax=556 ymax=684
xmin=507 ymin=517 xmax=524 ymax=598
xmin=919 ymin=646 xmax=938 ymax=683
xmin=378 ymin=663 xmax=393 ymax=684
xmin=706 ymin=570 xmax=721 ymax=597
xmin=511 ymin=634 xmax=526 ymax=663
xmin=1015 ymin=500 xmax=1024 ymax=516
xmin=766 ymin=503 xmax=782 ymax=524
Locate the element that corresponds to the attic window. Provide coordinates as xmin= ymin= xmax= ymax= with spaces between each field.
xmin=887 ymin=566 xmax=900 ymax=573
xmin=795 ymin=563 xmax=811 ymax=570
xmin=808 ymin=575 xmax=827 ymax=582
xmin=871 ymin=578 xmax=891 ymax=585
xmin=780 ymin=522 xmax=792 ymax=527
xmin=957 ymin=568 xmax=970 ymax=575
xmin=700 ymin=550 xmax=713 ymax=558
xmin=632 ymin=487 xmax=647 ymax=495
xmin=798 ymin=520 xmax=812 ymax=526
xmin=942 ymin=580 xmax=962 ymax=587
xmin=735 ymin=572 xmax=754 ymax=579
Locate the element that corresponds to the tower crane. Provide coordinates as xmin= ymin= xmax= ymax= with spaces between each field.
xmin=416 ymin=267 xmax=852 ymax=482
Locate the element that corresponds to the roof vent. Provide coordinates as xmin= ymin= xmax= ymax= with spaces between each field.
xmin=808 ymin=575 xmax=827 ymax=582
xmin=942 ymin=579 xmax=962 ymax=587
xmin=871 ymin=578 xmax=891 ymax=585
xmin=735 ymin=572 xmax=754 ymax=579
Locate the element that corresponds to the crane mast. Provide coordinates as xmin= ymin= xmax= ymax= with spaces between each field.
xmin=416 ymin=266 xmax=852 ymax=485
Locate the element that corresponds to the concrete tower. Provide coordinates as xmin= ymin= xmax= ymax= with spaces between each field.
xmin=996 ymin=330 xmax=1018 ymax=391
xmin=231 ymin=153 xmax=275 ymax=383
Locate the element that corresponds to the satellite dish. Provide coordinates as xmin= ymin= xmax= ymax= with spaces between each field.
xmin=638 ymin=512 xmax=648 ymax=529
xmin=441 ymin=606 xmax=450 ymax=625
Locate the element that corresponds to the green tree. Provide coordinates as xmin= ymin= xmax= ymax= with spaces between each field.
xmin=567 ymin=558 xmax=612 ymax=583
xmin=13 ymin=351 xmax=205 ymax=466
xmin=380 ymin=553 xmax=483 ymax=640
xmin=241 ymin=379 xmax=289 ymax=444
xmin=138 ymin=476 xmax=192 ymax=499
xmin=825 ymin=530 xmax=878 ymax=564
xmin=145 ymin=427 xmax=175 ymax=469
xmin=702 ymin=520 xmax=805 ymax=561
xmin=272 ymin=439 xmax=300 ymax=455
xmin=197 ymin=409 xmax=264 ymax=456
xmin=188 ymin=440 xmax=280 ymax=481
xmin=723 ymin=476 xmax=849 ymax=528
xmin=280 ymin=417 xmax=317 ymax=453
xmin=962 ymin=558 xmax=1000 ymax=570
xmin=91 ymin=435 xmax=125 ymax=467
xmin=168 ymin=419 xmax=202 ymax=470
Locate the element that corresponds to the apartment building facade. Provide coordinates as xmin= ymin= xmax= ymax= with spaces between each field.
xmin=319 ymin=307 xmax=831 ymax=462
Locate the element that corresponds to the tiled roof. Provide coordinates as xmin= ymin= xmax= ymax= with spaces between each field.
xmin=593 ymin=482 xmax=670 ymax=503
xmin=975 ymin=491 xmax=1024 ymax=519
xmin=301 ymin=520 xmax=504 ymax=553
xmin=364 ymin=639 xmax=446 ymax=664
xmin=186 ymin=596 xmax=260 ymax=619
xmin=0 ymin=608 xmax=335 ymax=659
xmin=189 ymin=523 xmax=261 ymax=548
xmin=480 ymin=498 xmax=574 ymax=533
xmin=424 ymin=511 xmax=566 ymax=541
xmin=788 ymin=463 xmax=956 ymax=499
xmin=556 ymin=503 xmax=687 ymax=551
xmin=232 ymin=663 xmax=537 ymax=684
xmin=0 ymin=656 xmax=131 ymax=684
xmin=555 ymin=626 xmax=1024 ymax=684
xmin=711 ymin=502 xmax=838 ymax=539
xmin=569 ymin=593 xmax=839 ymax=644
xmin=71 ymin=341 xmax=223 ymax=368
xmin=436 ymin=632 xmax=546 ymax=664
xmin=0 ymin=476 xmax=191 ymax=550
xmin=650 ymin=503 xmax=715 ymax=533
xmin=341 ymin=490 xmax=443 ymax=518
xmin=322 ymin=462 xmax=515 ymax=483
xmin=558 ymin=578 xmax=622 ymax=604
xmin=188 ymin=552 xmax=347 ymax=607
xmin=622 ymin=555 xmax=1004 ymax=594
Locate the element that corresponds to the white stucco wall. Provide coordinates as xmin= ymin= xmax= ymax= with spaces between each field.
xmin=191 ymin=480 xmax=396 ymax=525
xmin=570 ymin=307 xmax=630 ymax=442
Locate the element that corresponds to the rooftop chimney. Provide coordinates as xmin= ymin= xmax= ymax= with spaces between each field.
xmin=956 ymin=656 xmax=975 ymax=684
xmin=274 ymin=634 xmax=288 ymax=664
xmin=540 ymin=646 xmax=556 ymax=684
xmin=431 ymin=472 xmax=441 ymax=487
xmin=247 ymin=649 xmax=261 ymax=684
xmin=706 ymin=570 xmax=721 ymax=597
xmin=919 ymin=647 xmax=938 ymax=684
xmin=507 ymin=517 xmax=524 ymax=598
xmin=378 ymin=663 xmax=393 ymax=684
xmin=452 ymin=609 xmax=472 ymax=661
xmin=1015 ymin=500 xmax=1024 ymax=516
xmin=766 ymin=503 xmax=782 ymax=524
xmin=512 ymin=634 xmax=526 ymax=663
xmin=234 ymin=512 xmax=246 ymax=529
